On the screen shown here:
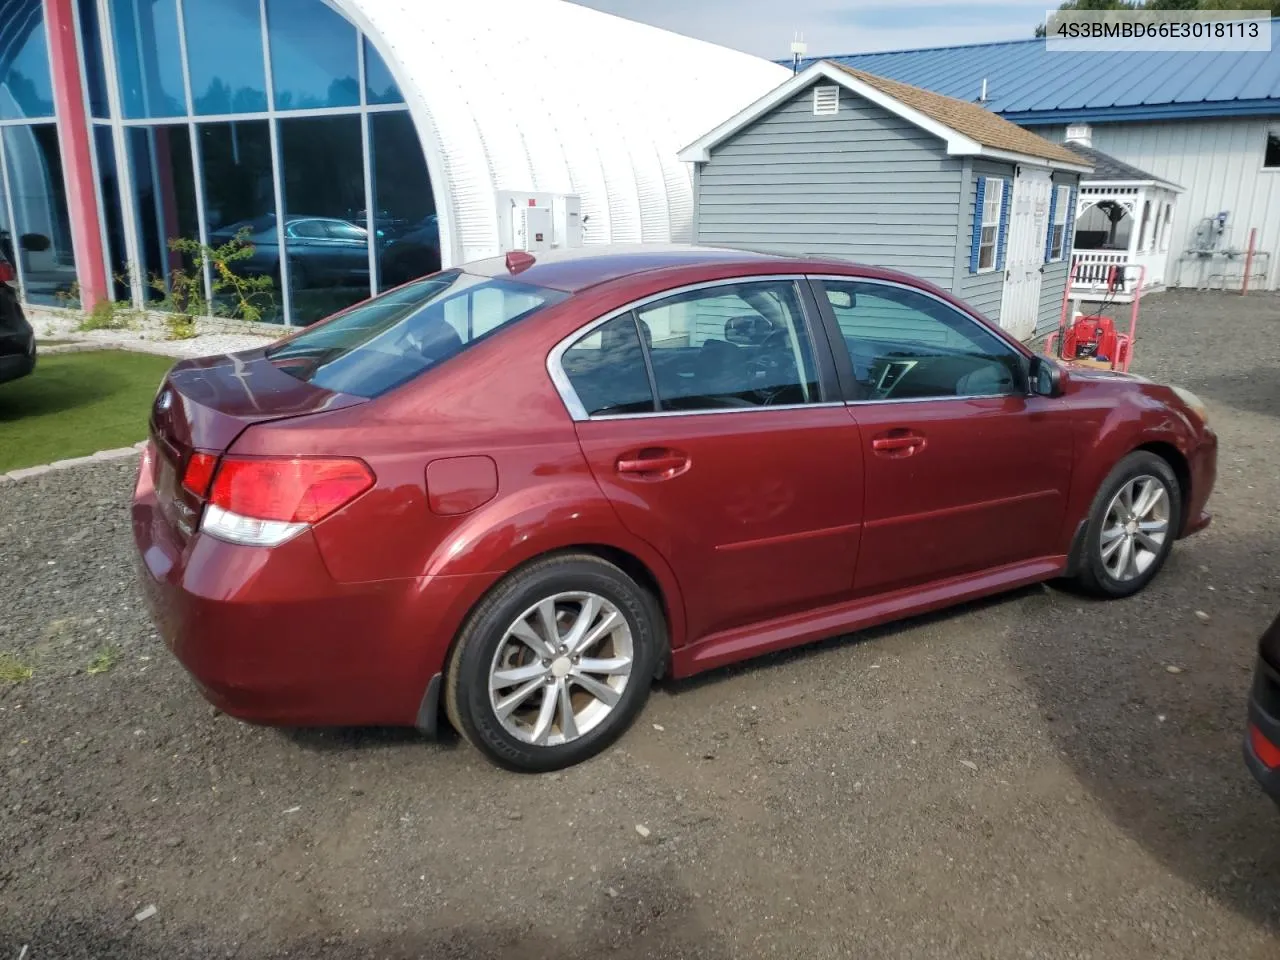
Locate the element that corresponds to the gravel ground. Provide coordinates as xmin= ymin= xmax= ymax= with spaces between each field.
xmin=1 ymin=291 xmax=1278 ymax=959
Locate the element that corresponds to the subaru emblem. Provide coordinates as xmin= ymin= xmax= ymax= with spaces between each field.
xmin=156 ymin=389 xmax=172 ymax=412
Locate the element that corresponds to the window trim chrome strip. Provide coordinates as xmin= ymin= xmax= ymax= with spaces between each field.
xmin=805 ymin=273 xmax=1032 ymax=405
xmin=546 ymin=273 xmax=831 ymax=423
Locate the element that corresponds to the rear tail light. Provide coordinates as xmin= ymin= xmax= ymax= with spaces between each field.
xmin=0 ymin=260 xmax=13 ymax=283
xmin=1250 ymin=724 xmax=1280 ymax=770
xmin=182 ymin=452 xmax=218 ymax=497
xmin=201 ymin=456 xmax=374 ymax=547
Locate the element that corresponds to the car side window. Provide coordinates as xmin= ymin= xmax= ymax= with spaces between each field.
xmin=821 ymin=280 xmax=1024 ymax=401
xmin=560 ymin=315 xmax=656 ymax=417
xmin=290 ymin=220 xmax=327 ymax=239
xmin=634 ymin=281 xmax=820 ymax=412
xmin=325 ymin=221 xmax=367 ymax=242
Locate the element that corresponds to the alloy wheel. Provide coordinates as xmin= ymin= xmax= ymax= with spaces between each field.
xmin=1100 ymin=474 xmax=1171 ymax=582
xmin=487 ymin=592 xmax=634 ymax=746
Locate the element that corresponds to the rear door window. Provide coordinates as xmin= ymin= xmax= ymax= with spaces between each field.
xmin=266 ymin=270 xmax=567 ymax=398
xmin=560 ymin=315 xmax=655 ymax=417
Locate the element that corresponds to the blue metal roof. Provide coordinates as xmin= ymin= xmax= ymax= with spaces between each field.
xmin=798 ymin=22 xmax=1280 ymax=125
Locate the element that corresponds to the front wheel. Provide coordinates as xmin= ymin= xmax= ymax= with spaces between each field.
xmin=444 ymin=554 xmax=662 ymax=772
xmin=1076 ymin=451 xmax=1181 ymax=598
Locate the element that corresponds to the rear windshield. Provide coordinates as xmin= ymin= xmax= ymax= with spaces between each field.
xmin=265 ymin=271 xmax=568 ymax=398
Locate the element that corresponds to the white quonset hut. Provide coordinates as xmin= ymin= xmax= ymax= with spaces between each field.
xmin=334 ymin=0 xmax=790 ymax=267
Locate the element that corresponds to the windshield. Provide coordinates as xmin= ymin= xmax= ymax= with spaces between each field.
xmin=265 ymin=271 xmax=568 ymax=398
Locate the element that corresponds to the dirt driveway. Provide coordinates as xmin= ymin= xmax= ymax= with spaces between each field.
xmin=2 ymin=291 xmax=1278 ymax=959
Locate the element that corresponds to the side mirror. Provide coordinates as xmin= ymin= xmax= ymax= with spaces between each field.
xmin=1029 ymin=355 xmax=1065 ymax=398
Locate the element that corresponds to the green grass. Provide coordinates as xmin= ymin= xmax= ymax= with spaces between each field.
xmin=87 ymin=645 xmax=121 ymax=675
xmin=0 ymin=652 xmax=33 ymax=684
xmin=0 ymin=350 xmax=175 ymax=473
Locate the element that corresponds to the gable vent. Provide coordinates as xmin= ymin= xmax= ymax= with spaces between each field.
xmin=812 ymin=85 xmax=840 ymax=116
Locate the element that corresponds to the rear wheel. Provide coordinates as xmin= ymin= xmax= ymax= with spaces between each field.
xmin=1076 ymin=451 xmax=1181 ymax=598
xmin=444 ymin=554 xmax=661 ymax=772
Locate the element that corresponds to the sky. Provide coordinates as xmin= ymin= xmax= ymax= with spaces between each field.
xmin=570 ymin=0 xmax=1050 ymax=58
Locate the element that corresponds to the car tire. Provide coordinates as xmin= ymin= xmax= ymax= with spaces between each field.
xmin=444 ymin=553 xmax=663 ymax=772
xmin=1076 ymin=450 xmax=1182 ymax=599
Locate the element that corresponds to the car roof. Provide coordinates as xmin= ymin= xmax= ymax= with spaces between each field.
xmin=463 ymin=243 xmax=904 ymax=293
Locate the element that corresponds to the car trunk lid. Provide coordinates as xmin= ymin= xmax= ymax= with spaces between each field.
xmin=148 ymin=349 xmax=365 ymax=539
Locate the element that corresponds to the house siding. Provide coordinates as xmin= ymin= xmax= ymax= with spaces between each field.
xmin=1037 ymin=170 xmax=1079 ymax=336
xmin=1040 ymin=117 xmax=1280 ymax=291
xmin=695 ymin=86 xmax=964 ymax=290
xmin=955 ymin=158 xmax=1016 ymax=321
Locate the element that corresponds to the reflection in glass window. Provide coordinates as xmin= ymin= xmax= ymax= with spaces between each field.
xmin=94 ymin=124 xmax=130 ymax=299
xmin=364 ymin=37 xmax=404 ymax=105
xmin=279 ymin=114 xmax=369 ymax=324
xmin=267 ymin=0 xmax=359 ymax=110
xmin=198 ymin=120 xmax=282 ymax=322
xmin=109 ymin=0 xmax=184 ymax=118
xmin=0 ymin=0 xmax=55 ymax=120
xmin=822 ymin=280 xmax=1021 ymax=400
xmin=184 ymin=0 xmax=267 ymax=115
xmin=636 ymin=281 xmax=819 ymax=411
xmin=371 ymin=111 xmax=437 ymax=290
xmin=561 ymin=315 xmax=655 ymax=417
xmin=2 ymin=124 xmax=78 ymax=305
xmin=78 ymin=0 xmax=110 ymax=118
xmin=128 ymin=125 xmax=199 ymax=303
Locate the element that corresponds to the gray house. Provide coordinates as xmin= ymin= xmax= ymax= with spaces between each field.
xmin=679 ymin=61 xmax=1094 ymax=341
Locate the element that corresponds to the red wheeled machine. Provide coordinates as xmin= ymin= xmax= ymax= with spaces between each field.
xmin=1045 ymin=263 xmax=1146 ymax=373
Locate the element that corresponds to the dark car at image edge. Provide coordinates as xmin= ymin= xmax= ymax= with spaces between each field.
xmin=1244 ymin=612 xmax=1280 ymax=802
xmin=0 ymin=250 xmax=35 ymax=385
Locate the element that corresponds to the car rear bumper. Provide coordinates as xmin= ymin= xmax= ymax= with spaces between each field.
xmin=0 ymin=348 xmax=34 ymax=384
xmin=1245 ymin=618 xmax=1280 ymax=803
xmin=131 ymin=460 xmax=493 ymax=730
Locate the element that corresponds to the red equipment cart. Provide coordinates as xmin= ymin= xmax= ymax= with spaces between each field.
xmin=1044 ymin=262 xmax=1146 ymax=373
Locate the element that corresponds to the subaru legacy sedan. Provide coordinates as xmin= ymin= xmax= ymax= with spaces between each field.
xmin=133 ymin=246 xmax=1216 ymax=772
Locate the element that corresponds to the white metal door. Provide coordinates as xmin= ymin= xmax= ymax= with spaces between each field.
xmin=1000 ymin=168 xmax=1052 ymax=340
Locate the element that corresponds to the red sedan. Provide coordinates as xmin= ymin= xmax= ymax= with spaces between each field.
xmin=133 ymin=246 xmax=1216 ymax=771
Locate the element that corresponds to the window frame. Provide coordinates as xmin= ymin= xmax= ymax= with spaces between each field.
xmin=546 ymin=274 xmax=843 ymax=422
xmin=806 ymin=275 xmax=1031 ymax=404
xmin=977 ymin=177 xmax=1004 ymax=273
xmin=1048 ymin=184 xmax=1072 ymax=262
xmin=1263 ymin=127 xmax=1280 ymax=172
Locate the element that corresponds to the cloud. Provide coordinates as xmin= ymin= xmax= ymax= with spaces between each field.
xmin=570 ymin=0 xmax=1048 ymax=57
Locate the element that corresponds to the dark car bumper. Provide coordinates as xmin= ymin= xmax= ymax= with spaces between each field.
xmin=1244 ymin=614 xmax=1280 ymax=802
xmin=0 ymin=349 xmax=34 ymax=384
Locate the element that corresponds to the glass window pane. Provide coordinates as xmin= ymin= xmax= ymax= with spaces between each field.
xmin=636 ymin=281 xmax=819 ymax=411
xmin=823 ymin=281 xmax=1021 ymax=400
xmin=267 ymin=0 xmax=359 ymax=110
xmin=77 ymin=0 xmax=110 ymax=118
xmin=363 ymin=37 xmax=403 ymax=105
xmin=278 ymin=113 xmax=368 ymax=324
xmin=562 ymin=315 xmax=655 ymax=417
xmin=128 ymin=125 xmax=199 ymax=303
xmin=183 ymin=0 xmax=267 ymax=115
xmin=2 ymin=124 xmax=78 ymax=305
xmin=265 ymin=273 xmax=568 ymax=397
xmin=371 ymin=111 xmax=437 ymax=290
xmin=1266 ymin=131 xmax=1280 ymax=169
xmin=93 ymin=123 xmax=130 ymax=299
xmin=198 ymin=119 xmax=283 ymax=322
xmin=109 ymin=0 xmax=185 ymax=118
xmin=0 ymin=0 xmax=55 ymax=120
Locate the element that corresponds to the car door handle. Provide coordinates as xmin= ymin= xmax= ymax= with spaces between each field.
xmin=616 ymin=449 xmax=690 ymax=480
xmin=871 ymin=431 xmax=926 ymax=458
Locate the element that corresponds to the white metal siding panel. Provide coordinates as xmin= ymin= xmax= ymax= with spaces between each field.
xmin=332 ymin=0 xmax=789 ymax=265
xmin=1043 ymin=118 xmax=1280 ymax=291
xmin=695 ymin=91 xmax=964 ymax=290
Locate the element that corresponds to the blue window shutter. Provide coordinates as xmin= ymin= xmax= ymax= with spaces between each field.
xmin=969 ymin=177 xmax=986 ymax=274
xmin=1063 ymin=186 xmax=1079 ymax=256
xmin=995 ymin=178 xmax=1011 ymax=270
xmin=1044 ymin=187 xmax=1057 ymax=262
